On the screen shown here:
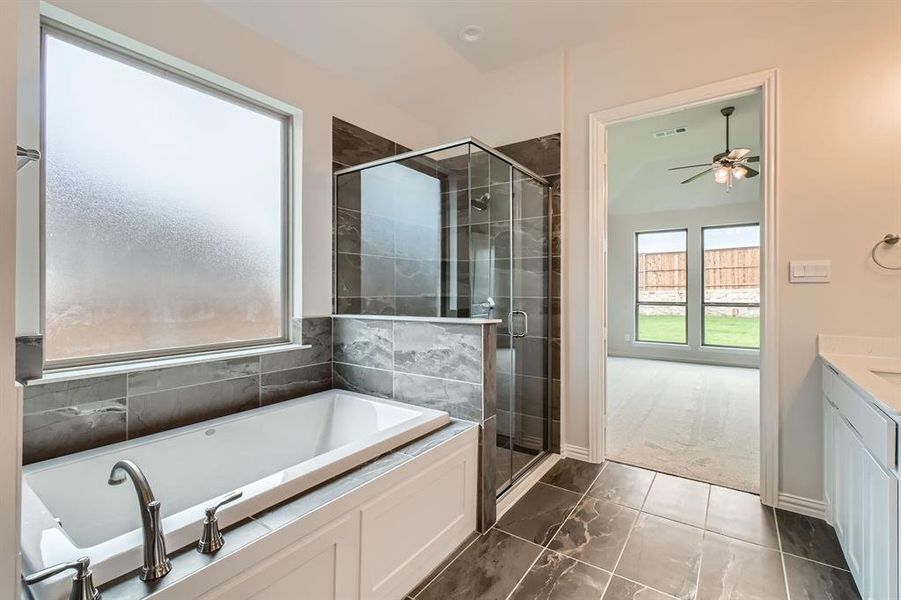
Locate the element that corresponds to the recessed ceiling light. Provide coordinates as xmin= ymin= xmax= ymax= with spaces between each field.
xmin=459 ymin=25 xmax=484 ymax=43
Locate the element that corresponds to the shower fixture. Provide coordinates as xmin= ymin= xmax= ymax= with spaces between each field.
xmin=17 ymin=145 xmax=41 ymax=172
xmin=472 ymin=192 xmax=490 ymax=211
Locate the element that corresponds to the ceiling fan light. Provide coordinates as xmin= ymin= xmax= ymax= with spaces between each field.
xmin=714 ymin=167 xmax=729 ymax=183
xmin=733 ymin=165 xmax=749 ymax=179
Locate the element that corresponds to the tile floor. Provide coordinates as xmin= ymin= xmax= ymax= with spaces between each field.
xmin=409 ymin=459 xmax=860 ymax=600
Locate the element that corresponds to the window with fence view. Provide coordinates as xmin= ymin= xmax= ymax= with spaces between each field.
xmin=635 ymin=225 xmax=760 ymax=349
xmin=702 ymin=224 xmax=760 ymax=348
xmin=635 ymin=230 xmax=687 ymax=344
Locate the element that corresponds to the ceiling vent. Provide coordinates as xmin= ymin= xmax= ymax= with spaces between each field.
xmin=652 ymin=127 xmax=688 ymax=139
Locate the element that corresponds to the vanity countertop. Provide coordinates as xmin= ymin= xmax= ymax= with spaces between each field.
xmin=818 ymin=334 xmax=901 ymax=418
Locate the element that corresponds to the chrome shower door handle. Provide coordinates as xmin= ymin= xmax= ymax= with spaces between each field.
xmin=510 ymin=310 xmax=528 ymax=337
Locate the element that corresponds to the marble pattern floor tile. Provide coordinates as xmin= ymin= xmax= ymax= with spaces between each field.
xmin=782 ymin=554 xmax=860 ymax=600
xmin=775 ymin=509 xmax=849 ymax=570
xmin=509 ymin=549 xmax=611 ymax=600
xmin=496 ymin=482 xmax=581 ymax=545
xmin=705 ymin=485 xmax=778 ymax=549
xmin=548 ymin=495 xmax=638 ymax=571
xmin=587 ymin=461 xmax=655 ymax=509
xmin=539 ymin=457 xmax=606 ymax=494
xmin=696 ymin=531 xmax=787 ymax=600
xmin=415 ymin=528 xmax=541 ymax=600
xmin=641 ymin=473 xmax=710 ymax=528
xmin=602 ymin=576 xmax=676 ymax=600
xmin=615 ymin=513 xmax=704 ymax=600
xmin=409 ymin=464 xmax=856 ymax=600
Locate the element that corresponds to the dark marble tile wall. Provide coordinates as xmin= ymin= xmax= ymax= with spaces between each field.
xmin=333 ymin=118 xmax=443 ymax=318
xmin=21 ymin=317 xmax=333 ymax=464
xmin=16 ymin=335 xmax=44 ymax=382
xmin=497 ymin=133 xmax=562 ymax=455
xmin=332 ymin=315 xmax=498 ymax=530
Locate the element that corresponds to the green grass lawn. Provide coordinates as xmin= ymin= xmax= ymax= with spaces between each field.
xmin=637 ymin=314 xmax=759 ymax=348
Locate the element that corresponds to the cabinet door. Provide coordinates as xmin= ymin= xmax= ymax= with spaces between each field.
xmin=823 ymin=398 xmax=836 ymax=523
xmin=860 ymin=447 xmax=899 ymax=600
xmin=833 ymin=415 xmax=864 ymax=579
xmin=199 ymin=514 xmax=361 ymax=600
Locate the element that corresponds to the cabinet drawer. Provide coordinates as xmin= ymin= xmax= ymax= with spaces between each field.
xmin=825 ymin=365 xmax=897 ymax=470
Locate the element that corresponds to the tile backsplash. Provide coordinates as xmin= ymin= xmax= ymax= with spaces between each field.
xmin=21 ymin=317 xmax=333 ymax=464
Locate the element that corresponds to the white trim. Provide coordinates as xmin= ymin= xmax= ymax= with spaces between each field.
xmin=561 ymin=443 xmax=591 ymax=462
xmin=587 ymin=69 xmax=780 ymax=505
xmin=777 ymin=492 xmax=827 ymax=520
xmin=27 ymin=343 xmax=313 ymax=385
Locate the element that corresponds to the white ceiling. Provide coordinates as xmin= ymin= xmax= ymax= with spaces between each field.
xmin=608 ymin=92 xmax=762 ymax=215
xmin=203 ymin=1 xmax=622 ymax=124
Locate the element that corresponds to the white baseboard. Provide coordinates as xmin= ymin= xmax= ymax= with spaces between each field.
xmin=777 ymin=492 xmax=826 ymax=520
xmin=561 ymin=444 xmax=591 ymax=462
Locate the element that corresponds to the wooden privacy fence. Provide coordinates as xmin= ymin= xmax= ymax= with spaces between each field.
xmin=638 ymin=247 xmax=760 ymax=290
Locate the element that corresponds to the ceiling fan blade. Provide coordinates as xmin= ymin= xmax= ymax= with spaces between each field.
xmin=746 ymin=156 xmax=760 ymax=163
xmin=680 ymin=168 xmax=713 ymax=184
xmin=668 ymin=163 xmax=712 ymax=171
xmin=743 ymin=166 xmax=760 ymax=178
xmin=727 ymin=148 xmax=751 ymax=160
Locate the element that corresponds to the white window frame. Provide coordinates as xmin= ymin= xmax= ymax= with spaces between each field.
xmin=634 ymin=228 xmax=688 ymax=346
xmin=700 ymin=222 xmax=761 ymax=350
xmin=37 ymin=16 xmax=297 ymax=369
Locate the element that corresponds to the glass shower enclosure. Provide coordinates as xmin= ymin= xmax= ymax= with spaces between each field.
xmin=333 ymin=139 xmax=552 ymax=497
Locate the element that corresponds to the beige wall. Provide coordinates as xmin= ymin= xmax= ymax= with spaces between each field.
xmin=564 ymin=2 xmax=901 ymax=501
xmin=17 ymin=0 xmax=439 ymax=327
xmin=435 ymin=49 xmax=564 ymax=147
xmin=1 ymin=2 xmax=21 ymax=596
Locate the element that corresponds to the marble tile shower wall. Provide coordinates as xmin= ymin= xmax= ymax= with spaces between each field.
xmin=332 ymin=315 xmax=498 ymax=529
xmin=21 ymin=317 xmax=333 ymax=465
xmin=496 ymin=134 xmax=561 ymax=454
xmin=333 ymin=117 xmax=444 ymax=316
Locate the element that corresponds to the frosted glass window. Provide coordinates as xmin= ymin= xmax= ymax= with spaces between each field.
xmin=43 ymin=30 xmax=288 ymax=364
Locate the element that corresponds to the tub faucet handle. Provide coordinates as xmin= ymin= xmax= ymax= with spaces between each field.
xmin=197 ymin=491 xmax=243 ymax=554
xmin=23 ymin=556 xmax=101 ymax=600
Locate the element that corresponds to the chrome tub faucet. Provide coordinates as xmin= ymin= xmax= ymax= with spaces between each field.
xmin=108 ymin=460 xmax=172 ymax=582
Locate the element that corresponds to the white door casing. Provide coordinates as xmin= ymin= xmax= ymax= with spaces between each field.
xmin=585 ymin=70 xmax=779 ymax=507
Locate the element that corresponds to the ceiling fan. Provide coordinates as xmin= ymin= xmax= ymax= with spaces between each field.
xmin=668 ymin=106 xmax=759 ymax=190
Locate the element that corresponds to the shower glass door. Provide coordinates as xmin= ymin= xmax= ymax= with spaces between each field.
xmin=507 ymin=169 xmax=551 ymax=486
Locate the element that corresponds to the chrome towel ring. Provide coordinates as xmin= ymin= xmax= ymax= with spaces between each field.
xmin=871 ymin=233 xmax=901 ymax=270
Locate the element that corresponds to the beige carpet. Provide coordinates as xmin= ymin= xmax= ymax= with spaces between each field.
xmin=606 ymin=357 xmax=760 ymax=493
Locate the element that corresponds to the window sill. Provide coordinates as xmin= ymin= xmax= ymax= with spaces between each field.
xmin=631 ymin=341 xmax=689 ymax=348
xmin=698 ymin=345 xmax=761 ymax=355
xmin=29 ymin=342 xmax=313 ymax=386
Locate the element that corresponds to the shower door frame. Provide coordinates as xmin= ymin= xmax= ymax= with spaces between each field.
xmin=498 ymin=167 xmax=554 ymax=498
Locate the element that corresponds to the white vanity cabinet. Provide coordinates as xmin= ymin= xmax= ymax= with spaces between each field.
xmin=823 ymin=364 xmax=899 ymax=600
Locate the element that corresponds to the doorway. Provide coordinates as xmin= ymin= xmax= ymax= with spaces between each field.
xmin=586 ymin=71 xmax=779 ymax=503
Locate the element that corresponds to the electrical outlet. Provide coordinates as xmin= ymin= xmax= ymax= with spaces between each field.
xmin=624 ymin=334 xmax=632 ymax=342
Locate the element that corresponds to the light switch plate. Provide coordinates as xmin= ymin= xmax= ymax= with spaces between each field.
xmin=789 ymin=260 xmax=831 ymax=283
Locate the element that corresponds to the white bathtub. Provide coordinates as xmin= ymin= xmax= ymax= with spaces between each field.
xmin=21 ymin=389 xmax=449 ymax=598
